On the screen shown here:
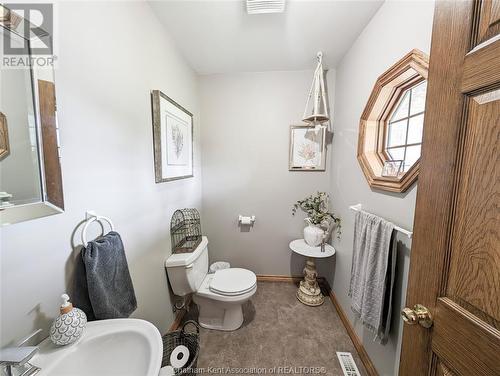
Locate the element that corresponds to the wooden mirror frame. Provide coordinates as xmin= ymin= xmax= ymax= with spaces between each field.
xmin=357 ymin=49 xmax=429 ymax=193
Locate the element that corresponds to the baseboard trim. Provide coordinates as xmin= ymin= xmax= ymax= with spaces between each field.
xmin=321 ymin=282 xmax=379 ymax=376
xmin=256 ymin=274 xmax=303 ymax=283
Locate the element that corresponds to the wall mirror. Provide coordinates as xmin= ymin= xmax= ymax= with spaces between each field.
xmin=358 ymin=49 xmax=429 ymax=193
xmin=0 ymin=6 xmax=63 ymax=225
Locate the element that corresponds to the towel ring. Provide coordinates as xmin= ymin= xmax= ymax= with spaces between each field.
xmin=81 ymin=213 xmax=115 ymax=247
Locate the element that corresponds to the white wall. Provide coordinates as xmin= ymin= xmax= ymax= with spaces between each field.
xmin=328 ymin=1 xmax=435 ymax=375
xmin=200 ymin=70 xmax=335 ymax=277
xmin=0 ymin=1 xmax=201 ymax=346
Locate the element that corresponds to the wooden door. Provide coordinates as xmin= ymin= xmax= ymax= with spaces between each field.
xmin=38 ymin=79 xmax=64 ymax=209
xmin=399 ymin=1 xmax=500 ymax=375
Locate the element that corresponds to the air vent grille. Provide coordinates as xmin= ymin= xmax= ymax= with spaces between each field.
xmin=336 ymin=352 xmax=361 ymax=376
xmin=246 ymin=0 xmax=285 ymax=14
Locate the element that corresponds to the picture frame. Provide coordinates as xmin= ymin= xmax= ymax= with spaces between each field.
xmin=0 ymin=112 xmax=10 ymax=160
xmin=151 ymin=90 xmax=194 ymax=183
xmin=289 ymin=125 xmax=326 ymax=171
xmin=381 ymin=160 xmax=403 ymax=177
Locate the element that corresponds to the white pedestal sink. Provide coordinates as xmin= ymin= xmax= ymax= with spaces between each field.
xmin=32 ymin=319 xmax=163 ymax=376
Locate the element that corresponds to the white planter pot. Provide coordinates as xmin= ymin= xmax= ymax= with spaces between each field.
xmin=303 ymin=220 xmax=324 ymax=247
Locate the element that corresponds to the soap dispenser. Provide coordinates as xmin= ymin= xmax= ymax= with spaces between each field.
xmin=49 ymin=294 xmax=87 ymax=346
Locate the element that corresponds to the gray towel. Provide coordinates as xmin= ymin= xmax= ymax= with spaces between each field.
xmin=73 ymin=231 xmax=137 ymax=320
xmin=348 ymin=210 xmax=397 ymax=344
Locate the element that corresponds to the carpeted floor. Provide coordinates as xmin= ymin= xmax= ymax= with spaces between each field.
xmin=180 ymin=281 xmax=367 ymax=376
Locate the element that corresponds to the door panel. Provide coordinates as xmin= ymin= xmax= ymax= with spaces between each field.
xmin=400 ymin=1 xmax=500 ymax=375
xmin=432 ymin=299 xmax=500 ymax=376
xmin=477 ymin=0 xmax=500 ymax=45
xmin=447 ymin=93 xmax=499 ymax=327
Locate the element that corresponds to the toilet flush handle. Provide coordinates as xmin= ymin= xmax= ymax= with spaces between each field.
xmin=186 ymin=263 xmax=194 ymax=269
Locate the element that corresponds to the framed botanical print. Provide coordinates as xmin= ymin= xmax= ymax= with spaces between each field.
xmin=289 ymin=125 xmax=326 ymax=171
xmin=151 ymin=90 xmax=193 ymax=183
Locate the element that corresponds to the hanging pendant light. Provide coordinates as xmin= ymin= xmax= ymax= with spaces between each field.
xmin=303 ymin=51 xmax=329 ymax=126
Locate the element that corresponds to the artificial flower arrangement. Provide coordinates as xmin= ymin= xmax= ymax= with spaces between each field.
xmin=292 ymin=192 xmax=341 ymax=245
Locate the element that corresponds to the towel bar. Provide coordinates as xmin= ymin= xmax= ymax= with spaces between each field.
xmin=349 ymin=204 xmax=413 ymax=239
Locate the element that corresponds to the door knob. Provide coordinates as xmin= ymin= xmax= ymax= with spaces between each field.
xmin=401 ymin=304 xmax=433 ymax=328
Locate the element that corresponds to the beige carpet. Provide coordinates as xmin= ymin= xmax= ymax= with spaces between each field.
xmin=181 ymin=281 xmax=367 ymax=376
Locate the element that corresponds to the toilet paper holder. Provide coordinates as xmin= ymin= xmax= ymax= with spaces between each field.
xmin=238 ymin=215 xmax=256 ymax=225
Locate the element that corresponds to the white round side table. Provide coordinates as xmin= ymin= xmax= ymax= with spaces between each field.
xmin=289 ymin=239 xmax=336 ymax=306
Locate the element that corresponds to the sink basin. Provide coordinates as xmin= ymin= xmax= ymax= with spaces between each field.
xmin=32 ymin=319 xmax=163 ymax=376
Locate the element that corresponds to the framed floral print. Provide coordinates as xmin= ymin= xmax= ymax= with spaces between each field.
xmin=289 ymin=125 xmax=326 ymax=171
xmin=151 ymin=90 xmax=194 ymax=183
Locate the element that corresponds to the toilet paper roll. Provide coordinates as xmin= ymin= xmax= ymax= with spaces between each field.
xmin=170 ymin=345 xmax=190 ymax=369
xmin=239 ymin=216 xmax=253 ymax=225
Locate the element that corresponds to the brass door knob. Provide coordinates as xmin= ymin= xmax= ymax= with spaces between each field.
xmin=401 ymin=304 xmax=433 ymax=328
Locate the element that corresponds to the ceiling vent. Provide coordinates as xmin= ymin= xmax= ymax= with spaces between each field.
xmin=246 ymin=0 xmax=285 ymax=14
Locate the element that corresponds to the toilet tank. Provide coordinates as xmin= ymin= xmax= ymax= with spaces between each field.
xmin=165 ymin=236 xmax=209 ymax=296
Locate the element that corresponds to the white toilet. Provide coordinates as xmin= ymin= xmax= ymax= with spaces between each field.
xmin=165 ymin=236 xmax=257 ymax=331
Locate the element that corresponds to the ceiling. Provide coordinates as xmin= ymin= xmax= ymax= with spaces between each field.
xmin=149 ymin=0 xmax=383 ymax=75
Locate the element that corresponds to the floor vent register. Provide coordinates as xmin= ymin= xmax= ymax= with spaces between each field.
xmin=336 ymin=352 xmax=361 ymax=376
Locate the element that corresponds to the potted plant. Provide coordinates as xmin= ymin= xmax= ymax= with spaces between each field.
xmin=292 ymin=192 xmax=341 ymax=246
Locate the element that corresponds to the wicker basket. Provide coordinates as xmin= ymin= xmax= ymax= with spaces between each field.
xmin=162 ymin=321 xmax=200 ymax=375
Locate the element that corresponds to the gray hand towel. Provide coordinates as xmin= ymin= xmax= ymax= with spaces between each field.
xmin=348 ymin=210 xmax=397 ymax=344
xmin=73 ymin=231 xmax=137 ymax=320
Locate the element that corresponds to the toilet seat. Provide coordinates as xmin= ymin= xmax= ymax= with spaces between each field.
xmin=209 ymin=268 xmax=257 ymax=296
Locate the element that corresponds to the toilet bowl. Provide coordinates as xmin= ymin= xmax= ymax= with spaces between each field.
xmin=165 ymin=237 xmax=257 ymax=331
xmin=194 ymin=268 xmax=256 ymax=330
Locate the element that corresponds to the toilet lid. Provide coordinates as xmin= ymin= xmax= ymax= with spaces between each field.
xmin=209 ymin=268 xmax=257 ymax=296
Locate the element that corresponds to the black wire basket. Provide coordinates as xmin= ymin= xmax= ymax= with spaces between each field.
xmin=170 ymin=208 xmax=202 ymax=254
xmin=162 ymin=321 xmax=200 ymax=375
